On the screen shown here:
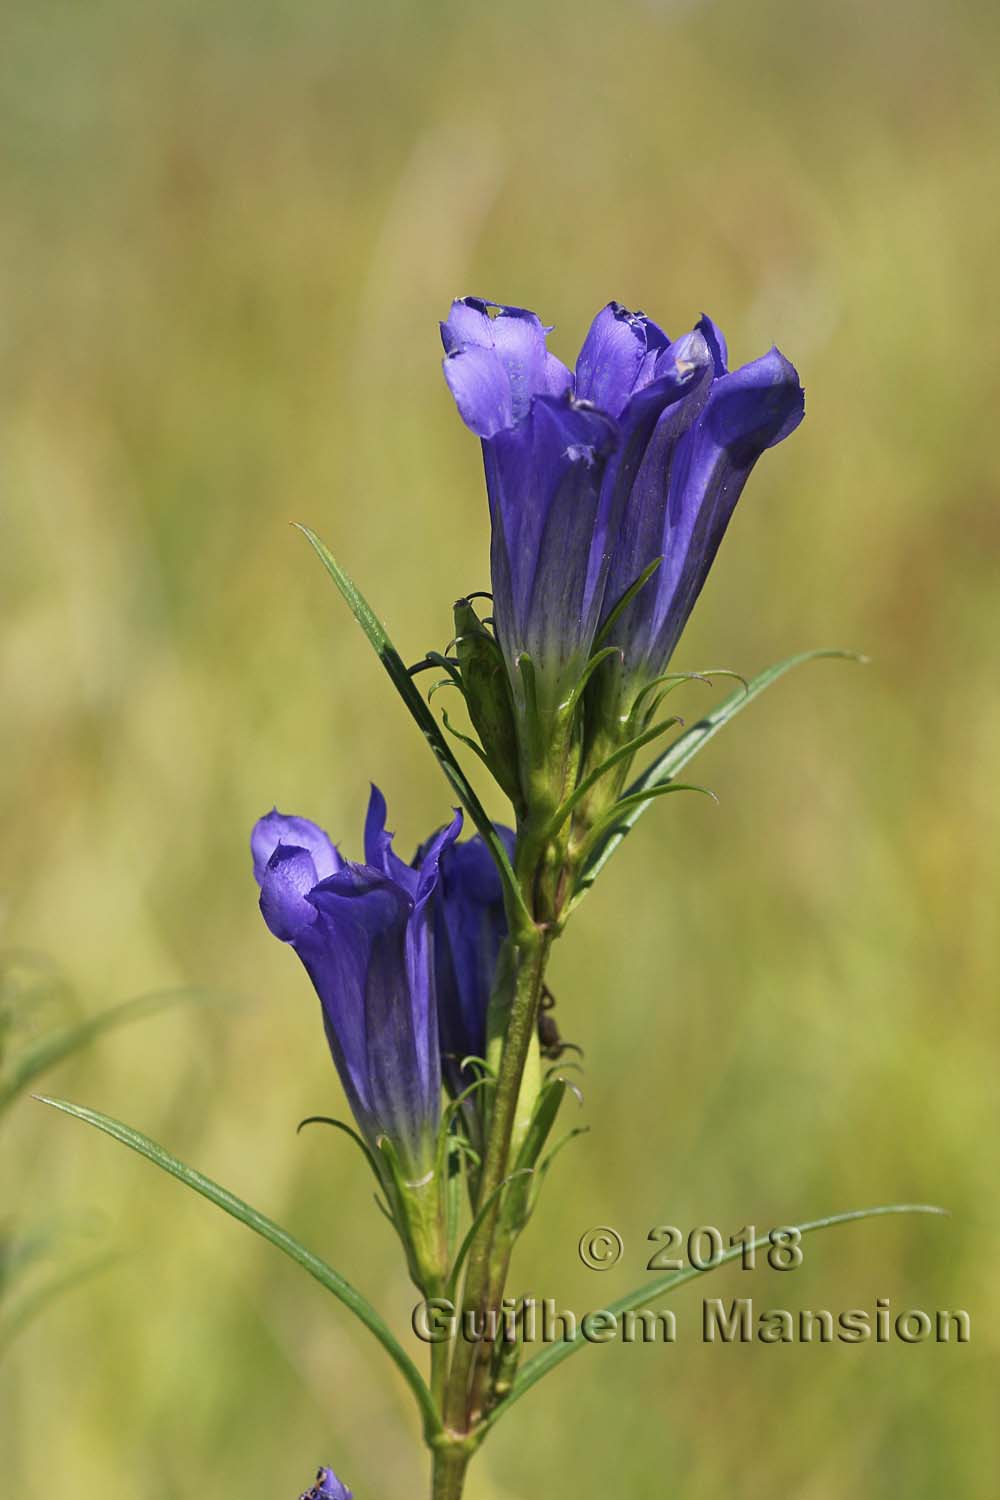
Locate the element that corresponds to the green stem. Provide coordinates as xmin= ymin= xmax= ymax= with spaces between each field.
xmin=431 ymin=1444 xmax=470 ymax=1500
xmin=430 ymin=715 xmax=569 ymax=1494
xmin=430 ymin=1326 xmax=450 ymax=1412
xmin=466 ymin=1237 xmax=515 ymax=1422
xmin=441 ymin=925 xmax=551 ymax=1437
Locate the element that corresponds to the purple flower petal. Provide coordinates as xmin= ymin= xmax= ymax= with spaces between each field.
xmin=696 ymin=312 xmax=729 ymax=377
xmin=363 ymin=783 xmax=421 ymax=896
xmin=440 ymin=298 xmax=571 ymax=438
xmin=484 ymin=394 xmax=619 ymax=705
xmin=597 ymin=327 xmax=803 ymax=691
xmin=602 ymin=331 xmax=715 ymax=638
xmin=251 ymin=810 xmax=340 ymax=887
xmin=429 ymin=827 xmax=514 ymax=1095
xmin=259 ymin=844 xmax=324 ymax=943
xmin=575 ymin=302 xmax=670 ymax=419
xmin=645 ymin=345 xmax=804 ymax=669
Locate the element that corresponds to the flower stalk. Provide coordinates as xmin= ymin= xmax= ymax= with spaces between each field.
xmin=442 ymin=917 xmax=552 ymax=1440
xmin=430 ymin=1441 xmax=472 ymax=1500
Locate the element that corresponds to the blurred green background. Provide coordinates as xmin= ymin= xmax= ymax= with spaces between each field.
xmin=2 ymin=0 xmax=997 ymax=1495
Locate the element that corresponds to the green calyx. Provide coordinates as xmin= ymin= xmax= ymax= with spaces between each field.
xmin=377 ymin=1136 xmax=450 ymax=1296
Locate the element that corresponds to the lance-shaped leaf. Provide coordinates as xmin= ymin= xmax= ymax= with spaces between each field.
xmin=544 ymin=717 xmax=685 ymax=841
xmin=35 ymin=1096 xmax=442 ymax=1439
xmin=500 ymin=1077 xmax=574 ymax=1235
xmin=446 ymin=1169 xmax=533 ymax=1303
xmin=576 ymin=649 xmax=864 ymax=895
xmin=295 ymin=526 xmax=528 ymax=926
xmin=481 ymin=1202 xmax=946 ymax=1432
xmin=592 ymin=557 xmax=663 ymax=652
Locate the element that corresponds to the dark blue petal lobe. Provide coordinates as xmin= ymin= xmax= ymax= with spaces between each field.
xmin=363 ymin=783 xmax=420 ymax=896
xmin=575 ymin=302 xmax=670 ymax=419
xmin=259 ymin=844 xmax=323 ymax=943
xmin=433 ymin=828 xmax=514 ymax=1088
xmin=440 ymin=298 xmax=571 ymax=438
xmin=696 ymin=313 xmax=729 ymax=377
xmin=252 ymin=810 xmax=340 ymax=886
xmin=644 ymin=346 xmax=804 ymax=668
xmin=601 ymin=330 xmax=715 ymax=656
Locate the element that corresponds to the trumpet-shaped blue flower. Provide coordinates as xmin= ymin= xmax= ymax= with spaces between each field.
xmin=252 ymin=788 xmax=461 ymax=1179
xmin=441 ymin=299 xmax=803 ymax=728
xmin=441 ymin=298 xmax=712 ymax=718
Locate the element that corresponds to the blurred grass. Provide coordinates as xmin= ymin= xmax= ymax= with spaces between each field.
xmin=1 ymin=0 xmax=997 ymax=1496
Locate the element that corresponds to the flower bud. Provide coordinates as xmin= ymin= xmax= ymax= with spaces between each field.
xmin=453 ymin=597 xmax=522 ymax=809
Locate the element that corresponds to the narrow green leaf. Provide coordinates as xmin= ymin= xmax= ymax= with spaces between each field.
xmin=427 ymin=678 xmax=461 ymax=704
xmin=632 ymin=667 xmax=748 ymax=714
xmin=440 ymin=708 xmax=491 ymax=768
xmin=544 ymin=717 xmax=684 ymax=839
xmin=579 ymin=649 xmax=864 ymax=892
xmin=483 ymin=1202 xmax=946 ymax=1432
xmin=502 ymin=1079 xmax=572 ymax=1231
xmin=0 ymin=986 xmax=212 ymax=1118
xmin=445 ymin=1141 xmax=462 ymax=1260
xmin=457 ymin=1055 xmax=495 ymax=1080
xmin=515 ymin=651 xmax=538 ymax=722
xmin=558 ymin=646 xmax=623 ymax=719
xmin=295 ymin=1116 xmax=385 ymax=1193
xmin=436 ymin=1076 xmax=493 ymax=1187
xmin=592 ymin=558 xmax=663 ymax=649
xmin=295 ymin=525 xmax=528 ymax=924
xmin=535 ymin=1125 xmax=589 ymax=1182
xmin=578 ymin=781 xmax=716 ymax=866
xmin=35 ymin=1096 xmax=441 ymax=1438
xmin=445 ymin=1170 xmax=532 ymax=1303
xmin=511 ymin=1079 xmax=568 ymax=1177
xmin=422 ymin=651 xmax=465 ymax=692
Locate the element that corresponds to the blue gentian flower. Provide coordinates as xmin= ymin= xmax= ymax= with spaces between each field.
xmin=441 ymin=298 xmax=712 ymax=720
xmin=299 ymin=1467 xmax=352 ymax=1500
xmin=422 ymin=825 xmax=515 ymax=1098
xmin=441 ymin=299 xmax=803 ymax=728
xmin=599 ymin=313 xmax=805 ymax=712
xmin=252 ymin=787 xmax=461 ymax=1181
